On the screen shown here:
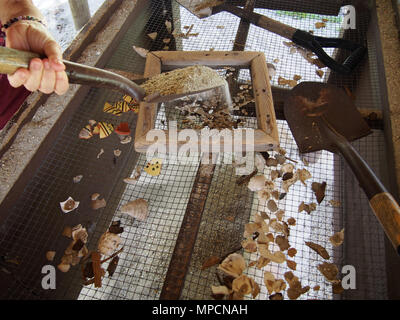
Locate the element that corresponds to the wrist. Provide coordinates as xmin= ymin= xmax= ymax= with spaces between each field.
xmin=0 ymin=1 xmax=44 ymax=23
xmin=2 ymin=15 xmax=46 ymax=31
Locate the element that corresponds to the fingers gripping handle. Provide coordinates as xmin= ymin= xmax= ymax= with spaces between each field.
xmin=0 ymin=46 xmax=146 ymax=101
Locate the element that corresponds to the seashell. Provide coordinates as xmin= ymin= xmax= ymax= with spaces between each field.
xmin=232 ymin=275 xmax=254 ymax=296
xmin=133 ymin=46 xmax=149 ymax=58
xmin=120 ymin=136 xmax=132 ymax=144
xmin=123 ymin=166 xmax=141 ymax=184
xmin=91 ymin=193 xmax=99 ymax=201
xmin=78 ymin=125 xmax=93 ymax=140
xmin=211 ymin=285 xmax=231 ymax=297
xmin=91 ymin=198 xmax=107 ymax=210
xmin=60 ymin=197 xmax=79 ymax=213
xmin=72 ymin=224 xmax=88 ymax=243
xmin=61 ymin=254 xmax=73 ymax=265
xmin=147 ymin=32 xmax=158 ymax=40
xmin=92 ymin=125 xmax=100 ymax=135
xmin=103 ymin=101 xmax=126 ymax=116
xmin=247 ymin=175 xmax=267 ymax=192
xmin=281 ymin=163 xmax=294 ymax=173
xmin=97 ymin=232 xmax=121 ymax=256
xmin=73 ymin=175 xmax=83 ymax=183
xmin=329 ymin=229 xmax=345 ymax=247
xmin=78 ymin=245 xmax=88 ymax=258
xmin=218 ymin=253 xmax=246 ymax=278
xmin=258 ymin=244 xmax=286 ymax=264
xmin=62 ymin=226 xmax=72 ymax=238
xmin=57 ymin=263 xmax=70 ymax=273
xmin=254 ymin=153 xmax=266 ymax=172
xmin=46 ymin=251 xmax=56 ymax=261
xmin=114 ymin=149 xmax=122 ymax=157
xmin=144 ymin=159 xmax=162 ymax=177
xmin=267 ymin=63 xmax=276 ymax=79
xmin=297 ymin=168 xmax=312 ymax=185
xmin=115 ymin=122 xmax=131 ymax=138
xmin=123 ymin=95 xmax=136 ymax=105
xmin=165 ymin=20 xmax=172 ymax=33
xmin=97 ymin=122 xmax=114 ymax=139
xmin=97 ymin=148 xmax=104 ymax=159
xmin=120 ymin=199 xmax=149 ymax=221
xmin=266 ymin=158 xmax=278 ymax=167
xmin=275 ymin=154 xmax=286 ymax=165
xmin=267 ymin=199 xmax=278 ymax=212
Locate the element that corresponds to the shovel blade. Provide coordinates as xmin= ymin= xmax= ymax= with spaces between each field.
xmin=284 ymin=82 xmax=372 ymax=153
xmin=175 ymin=0 xmax=224 ymax=18
xmin=144 ymin=82 xmax=232 ymax=107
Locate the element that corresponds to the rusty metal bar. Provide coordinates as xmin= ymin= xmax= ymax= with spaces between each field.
xmin=160 ymin=163 xmax=216 ymax=299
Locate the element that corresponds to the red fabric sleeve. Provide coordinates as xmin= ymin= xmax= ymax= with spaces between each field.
xmin=0 ymin=23 xmax=31 ymax=129
xmin=0 ymin=74 xmax=31 ymax=129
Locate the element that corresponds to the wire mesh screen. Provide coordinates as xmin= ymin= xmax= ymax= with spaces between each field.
xmin=0 ymin=0 xmax=394 ymax=300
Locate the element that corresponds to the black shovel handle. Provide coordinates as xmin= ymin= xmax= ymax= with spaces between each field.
xmin=219 ymin=4 xmax=366 ymax=74
xmin=292 ymin=30 xmax=367 ymax=74
xmin=321 ymin=117 xmax=400 ymax=255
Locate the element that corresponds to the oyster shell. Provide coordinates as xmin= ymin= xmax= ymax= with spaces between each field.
xmin=120 ymin=199 xmax=149 ymax=221
xmin=97 ymin=232 xmax=121 ymax=256
xmin=60 ymin=197 xmax=79 ymax=214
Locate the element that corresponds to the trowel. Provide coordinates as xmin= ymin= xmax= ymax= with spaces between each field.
xmin=0 ymin=46 xmax=231 ymax=105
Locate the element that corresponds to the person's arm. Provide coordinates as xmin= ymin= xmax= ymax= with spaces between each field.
xmin=0 ymin=0 xmax=69 ymax=95
xmin=0 ymin=0 xmax=43 ymax=22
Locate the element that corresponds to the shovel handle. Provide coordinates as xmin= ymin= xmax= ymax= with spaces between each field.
xmin=291 ymin=30 xmax=367 ymax=75
xmin=219 ymin=4 xmax=366 ymax=74
xmin=370 ymin=193 xmax=400 ymax=255
xmin=321 ymin=117 xmax=400 ymax=254
xmin=0 ymin=46 xmax=146 ymax=101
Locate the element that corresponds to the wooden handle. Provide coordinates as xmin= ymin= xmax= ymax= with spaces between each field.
xmin=254 ymin=13 xmax=297 ymax=40
xmin=0 ymin=46 xmax=146 ymax=101
xmin=221 ymin=4 xmax=296 ymax=40
xmin=321 ymin=117 xmax=400 ymax=255
xmin=0 ymin=46 xmax=39 ymax=74
xmin=370 ymin=193 xmax=400 ymax=255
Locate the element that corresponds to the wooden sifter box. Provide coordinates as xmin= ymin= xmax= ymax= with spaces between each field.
xmin=1 ymin=0 xmax=400 ymax=301
xmin=134 ymin=51 xmax=280 ymax=153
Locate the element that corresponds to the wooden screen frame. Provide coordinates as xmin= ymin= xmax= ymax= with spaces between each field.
xmin=134 ymin=51 xmax=279 ymax=153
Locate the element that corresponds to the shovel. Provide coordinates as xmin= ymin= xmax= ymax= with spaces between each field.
xmin=284 ymin=82 xmax=400 ymax=255
xmin=176 ymin=0 xmax=366 ymax=74
xmin=0 ymin=46 xmax=231 ymax=105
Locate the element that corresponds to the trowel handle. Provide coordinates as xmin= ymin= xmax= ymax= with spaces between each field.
xmin=0 ymin=46 xmax=146 ymax=101
xmin=322 ymin=119 xmax=400 ymax=255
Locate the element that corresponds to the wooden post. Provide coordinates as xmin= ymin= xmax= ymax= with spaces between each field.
xmin=68 ymin=0 xmax=91 ymax=30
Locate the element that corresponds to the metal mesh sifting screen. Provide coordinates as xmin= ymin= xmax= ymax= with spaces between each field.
xmin=0 ymin=0 xmax=393 ymax=300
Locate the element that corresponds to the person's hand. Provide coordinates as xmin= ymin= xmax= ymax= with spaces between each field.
xmin=5 ymin=20 xmax=69 ymax=95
